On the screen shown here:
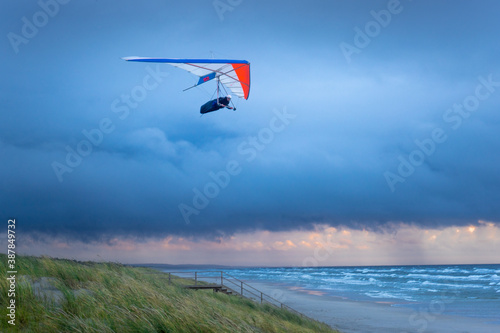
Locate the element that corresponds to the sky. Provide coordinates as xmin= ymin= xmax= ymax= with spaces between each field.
xmin=1 ymin=0 xmax=500 ymax=266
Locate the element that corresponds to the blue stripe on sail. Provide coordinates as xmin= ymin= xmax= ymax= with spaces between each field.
xmin=123 ymin=57 xmax=249 ymax=64
xmin=197 ymin=72 xmax=216 ymax=85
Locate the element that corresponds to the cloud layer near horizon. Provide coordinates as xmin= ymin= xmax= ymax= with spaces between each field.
xmin=5 ymin=222 xmax=498 ymax=266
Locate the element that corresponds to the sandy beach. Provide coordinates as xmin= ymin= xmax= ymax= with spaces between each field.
xmin=246 ymin=281 xmax=499 ymax=333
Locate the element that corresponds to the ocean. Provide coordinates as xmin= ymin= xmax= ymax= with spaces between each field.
xmin=158 ymin=264 xmax=500 ymax=325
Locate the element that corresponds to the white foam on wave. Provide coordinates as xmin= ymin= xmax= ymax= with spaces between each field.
xmin=365 ymin=291 xmax=415 ymax=302
xmin=473 ymin=268 xmax=496 ymax=274
xmin=422 ymin=280 xmax=484 ymax=289
xmin=406 ymin=273 xmax=491 ymax=281
xmin=323 ymin=277 xmax=373 ymax=286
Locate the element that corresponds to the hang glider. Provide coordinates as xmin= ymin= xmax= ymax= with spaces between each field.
xmin=122 ymin=57 xmax=251 ymax=100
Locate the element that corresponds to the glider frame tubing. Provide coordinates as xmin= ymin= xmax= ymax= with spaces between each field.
xmin=215 ymin=77 xmax=237 ymax=111
xmin=187 ymin=74 xmax=238 ymax=111
xmin=219 ymin=79 xmax=237 ymax=110
xmin=182 ymin=62 xmax=249 ymax=95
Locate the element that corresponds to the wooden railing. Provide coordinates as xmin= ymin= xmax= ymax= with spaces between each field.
xmin=162 ymin=270 xmax=312 ymax=320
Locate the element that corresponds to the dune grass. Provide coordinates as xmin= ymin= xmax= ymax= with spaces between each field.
xmin=0 ymin=254 xmax=339 ymax=332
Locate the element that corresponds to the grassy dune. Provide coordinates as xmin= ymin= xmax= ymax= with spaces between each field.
xmin=0 ymin=255 xmax=339 ymax=332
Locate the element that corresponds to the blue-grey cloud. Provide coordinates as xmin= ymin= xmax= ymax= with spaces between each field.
xmin=2 ymin=0 xmax=500 ymax=242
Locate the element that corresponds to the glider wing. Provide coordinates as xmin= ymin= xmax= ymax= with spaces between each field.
xmin=122 ymin=57 xmax=251 ymax=100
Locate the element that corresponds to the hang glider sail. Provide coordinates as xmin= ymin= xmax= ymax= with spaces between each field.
xmin=122 ymin=57 xmax=251 ymax=100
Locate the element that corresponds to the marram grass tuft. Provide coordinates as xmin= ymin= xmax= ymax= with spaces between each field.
xmin=1 ymin=254 xmax=339 ymax=333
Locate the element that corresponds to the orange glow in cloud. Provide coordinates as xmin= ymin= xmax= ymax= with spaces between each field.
xmin=53 ymin=241 xmax=70 ymax=249
xmin=9 ymin=221 xmax=500 ymax=266
xmin=161 ymin=237 xmax=191 ymax=250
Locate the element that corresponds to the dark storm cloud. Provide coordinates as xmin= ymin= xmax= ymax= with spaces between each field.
xmin=2 ymin=0 xmax=500 ymax=242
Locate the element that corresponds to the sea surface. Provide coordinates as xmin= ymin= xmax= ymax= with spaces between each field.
xmin=158 ymin=264 xmax=500 ymax=324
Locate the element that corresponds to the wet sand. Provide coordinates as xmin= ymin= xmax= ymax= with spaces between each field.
xmin=246 ymin=281 xmax=499 ymax=333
